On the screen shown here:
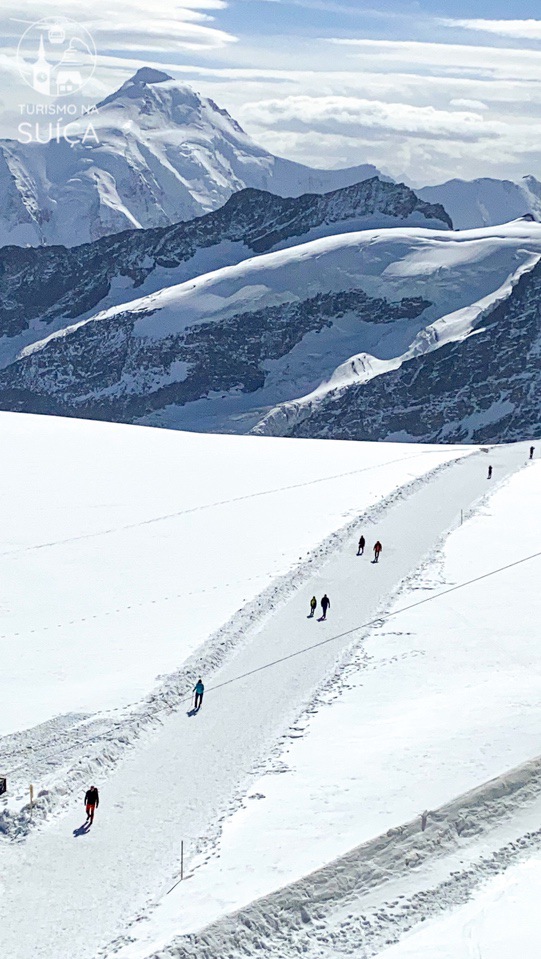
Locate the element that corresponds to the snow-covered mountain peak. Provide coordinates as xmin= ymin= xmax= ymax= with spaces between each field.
xmin=522 ymin=175 xmax=541 ymax=199
xmin=96 ymin=71 xmax=244 ymax=138
xmin=127 ymin=67 xmax=173 ymax=84
xmin=0 ymin=70 xmax=391 ymax=247
xmin=97 ymin=68 xmax=174 ymax=107
xmin=418 ymin=175 xmax=541 ymax=229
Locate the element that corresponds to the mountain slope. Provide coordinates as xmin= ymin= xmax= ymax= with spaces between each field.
xmin=282 ymin=252 xmax=541 ymax=444
xmin=0 ymin=220 xmax=539 ymax=436
xmin=418 ymin=176 xmax=541 ymax=229
xmin=0 ymin=68 xmax=387 ymax=248
xmin=0 ymin=177 xmax=451 ymax=366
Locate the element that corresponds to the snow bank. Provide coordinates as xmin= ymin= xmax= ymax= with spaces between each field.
xmin=379 ymin=856 xmax=541 ymax=959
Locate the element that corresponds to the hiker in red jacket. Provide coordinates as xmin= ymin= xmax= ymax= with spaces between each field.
xmin=85 ymin=785 xmax=99 ymax=824
xmin=373 ymin=541 xmax=382 ymax=563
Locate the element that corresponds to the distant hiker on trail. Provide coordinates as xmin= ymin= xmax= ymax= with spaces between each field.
xmin=487 ymin=465 xmax=493 ymax=479
xmin=357 ymin=535 xmax=365 ymax=556
xmin=193 ymin=679 xmax=204 ymax=710
xmin=373 ymin=541 xmax=382 ymax=563
xmin=309 ymin=596 xmax=317 ymax=618
xmin=84 ymin=785 xmax=99 ymax=825
xmin=530 ymin=446 xmax=535 ymax=460
xmin=320 ymin=594 xmax=330 ymax=620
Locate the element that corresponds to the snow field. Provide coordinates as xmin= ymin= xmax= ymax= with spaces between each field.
xmin=378 ymin=855 xmax=541 ymax=959
xmin=0 ymin=413 xmax=480 ymax=959
xmin=115 ymin=447 xmax=541 ymax=956
xmin=0 ymin=413 xmax=469 ymax=739
xmin=1 ymin=415 xmax=537 ymax=959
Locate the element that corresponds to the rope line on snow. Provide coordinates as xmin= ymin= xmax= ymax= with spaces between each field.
xmin=202 ymin=548 xmax=541 ymax=697
xmin=4 ymin=547 xmax=541 ymax=775
xmin=0 ymin=447 xmax=478 ymax=640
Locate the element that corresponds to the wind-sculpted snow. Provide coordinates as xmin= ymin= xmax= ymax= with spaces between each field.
xmin=0 ymin=177 xmax=450 ymax=344
xmin=286 ymin=255 xmax=541 ymax=444
xmin=0 ymin=69 xmax=387 ymax=248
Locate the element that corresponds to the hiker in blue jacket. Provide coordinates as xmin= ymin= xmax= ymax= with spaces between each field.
xmin=193 ymin=679 xmax=205 ymax=710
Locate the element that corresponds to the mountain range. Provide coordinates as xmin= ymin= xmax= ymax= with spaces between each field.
xmin=0 ymin=211 xmax=539 ymax=441
xmin=276 ymin=255 xmax=541 ymax=445
xmin=0 ymin=176 xmax=450 ymax=361
xmin=0 ymin=68 xmax=384 ymax=248
xmin=2 ymin=68 xmax=540 ymax=248
xmin=0 ymin=68 xmax=539 ymax=446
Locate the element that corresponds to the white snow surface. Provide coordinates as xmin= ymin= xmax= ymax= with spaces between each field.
xmin=109 ymin=449 xmax=541 ymax=957
xmin=1 ymin=414 xmax=539 ymax=959
xmin=417 ymin=175 xmax=541 ymax=230
xmin=0 ymin=413 xmax=465 ymax=738
xmin=378 ymin=857 xmax=541 ymax=959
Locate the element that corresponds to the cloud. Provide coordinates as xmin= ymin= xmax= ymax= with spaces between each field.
xmin=241 ymin=95 xmax=501 ymax=143
xmin=440 ymin=19 xmax=541 ymax=41
xmin=1 ymin=5 xmax=540 ymax=185
xmin=2 ymin=1 xmax=236 ymax=53
xmin=450 ymin=98 xmax=489 ymax=111
xmin=328 ymin=37 xmax=541 ymax=81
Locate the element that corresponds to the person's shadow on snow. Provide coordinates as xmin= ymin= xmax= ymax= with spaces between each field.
xmin=186 ymin=707 xmax=199 ymax=717
xmin=73 ymin=822 xmax=91 ymax=837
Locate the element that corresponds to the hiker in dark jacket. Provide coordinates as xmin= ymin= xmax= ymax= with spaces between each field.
xmin=85 ymin=785 xmax=99 ymax=824
xmin=321 ymin=594 xmax=330 ymax=620
xmin=357 ymin=535 xmax=365 ymax=556
xmin=193 ymin=679 xmax=205 ymax=710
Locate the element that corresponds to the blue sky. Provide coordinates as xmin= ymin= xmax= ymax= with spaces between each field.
xmin=1 ymin=1 xmax=540 ymax=184
xmin=221 ymin=0 xmax=541 ymax=40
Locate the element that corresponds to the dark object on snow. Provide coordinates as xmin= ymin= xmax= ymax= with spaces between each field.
xmin=85 ymin=785 xmax=99 ymax=824
xmin=488 ymin=465 xmax=493 ymax=479
xmin=357 ymin=535 xmax=365 ymax=555
xmin=0 ymin=777 xmax=6 ymax=796
xmin=530 ymin=446 xmax=535 ymax=459
xmin=194 ymin=679 xmax=205 ymax=710
xmin=321 ymin=594 xmax=330 ymax=619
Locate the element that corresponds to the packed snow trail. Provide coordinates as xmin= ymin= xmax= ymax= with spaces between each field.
xmin=0 ymin=445 xmax=526 ymax=959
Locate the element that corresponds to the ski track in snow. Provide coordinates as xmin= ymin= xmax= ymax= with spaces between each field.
xmin=0 ymin=443 xmax=531 ymax=959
